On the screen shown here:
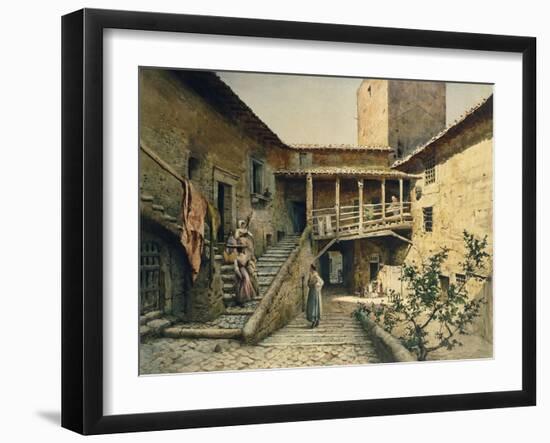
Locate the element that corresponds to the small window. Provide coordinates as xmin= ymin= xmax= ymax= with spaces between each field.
xmin=423 ymin=206 xmax=433 ymax=232
xmin=299 ymin=153 xmax=309 ymax=167
xmin=251 ymin=159 xmax=264 ymax=194
xmin=188 ymin=156 xmax=200 ymax=180
xmin=455 ymin=273 xmax=466 ymax=287
xmin=439 ymin=275 xmax=450 ymax=299
xmin=424 ymin=153 xmax=436 ymax=185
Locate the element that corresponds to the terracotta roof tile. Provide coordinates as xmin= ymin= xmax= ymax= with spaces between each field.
xmin=286 ymin=143 xmax=394 ymax=152
xmin=274 ymin=166 xmax=419 ymax=179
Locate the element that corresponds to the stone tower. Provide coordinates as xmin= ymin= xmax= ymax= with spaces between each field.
xmin=357 ymin=79 xmax=446 ymax=158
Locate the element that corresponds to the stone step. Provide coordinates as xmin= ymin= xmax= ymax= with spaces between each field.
xmin=258 ymin=340 xmax=371 ymax=347
xmin=266 ymin=332 xmax=367 ymax=339
xmin=221 ymin=274 xmax=235 ymax=282
xmin=266 ymin=335 xmax=368 ymax=342
xmin=288 ymin=321 xmax=359 ymax=328
xmin=262 ymin=335 xmax=369 ymax=343
xmin=225 ymin=307 xmax=256 ymax=315
xmin=257 ymin=269 xmax=279 ymax=277
xmin=257 ymin=258 xmax=286 ymax=264
xmin=261 ymin=253 xmax=292 ymax=259
xmin=139 ymin=310 xmax=162 ymax=325
xmin=256 ymin=263 xmax=283 ymax=268
xmin=162 ymin=214 xmax=178 ymax=223
xmin=282 ymin=325 xmax=364 ymax=331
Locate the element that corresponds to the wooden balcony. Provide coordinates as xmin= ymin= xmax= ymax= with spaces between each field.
xmin=311 ymin=202 xmax=413 ymax=240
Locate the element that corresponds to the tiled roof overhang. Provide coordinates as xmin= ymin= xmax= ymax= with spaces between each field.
xmin=286 ymin=144 xmax=394 ymax=152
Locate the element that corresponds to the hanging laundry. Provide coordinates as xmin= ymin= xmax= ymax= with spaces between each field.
xmin=179 ymin=180 xmax=208 ymax=282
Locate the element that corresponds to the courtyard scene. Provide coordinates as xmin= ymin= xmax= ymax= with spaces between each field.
xmin=139 ymin=69 xmax=493 ymax=374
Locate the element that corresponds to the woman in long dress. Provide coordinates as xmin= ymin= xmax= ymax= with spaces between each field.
xmin=234 ymin=244 xmax=257 ymax=306
xmin=306 ymin=264 xmax=324 ymax=328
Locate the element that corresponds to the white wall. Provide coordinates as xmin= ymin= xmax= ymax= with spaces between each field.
xmin=0 ymin=1 xmax=546 ymax=442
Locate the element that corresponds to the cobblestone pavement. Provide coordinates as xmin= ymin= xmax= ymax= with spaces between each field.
xmin=140 ymin=288 xmax=381 ymax=374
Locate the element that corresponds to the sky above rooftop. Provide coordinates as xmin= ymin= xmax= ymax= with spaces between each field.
xmin=218 ymin=71 xmax=493 ymax=146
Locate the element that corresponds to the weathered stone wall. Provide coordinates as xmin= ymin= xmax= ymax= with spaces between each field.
xmin=139 ymin=69 xmax=298 ymax=322
xmin=388 ymin=81 xmax=446 ymax=157
xmin=357 ymin=79 xmax=446 ymax=158
xmin=470 ymin=277 xmax=493 ymax=343
xmin=387 ymin=101 xmax=493 ymax=340
xmin=357 ymin=79 xmax=389 ymax=146
xmin=243 ymin=230 xmax=314 ymax=343
xmin=139 ymin=69 xmax=294 ymax=260
xmin=401 ymin=111 xmax=493 ymax=284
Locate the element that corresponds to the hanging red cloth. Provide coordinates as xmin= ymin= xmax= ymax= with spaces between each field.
xmin=179 ymin=180 xmax=208 ymax=282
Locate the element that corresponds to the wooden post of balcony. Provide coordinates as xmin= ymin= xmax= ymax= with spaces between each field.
xmin=335 ymin=177 xmax=340 ymax=238
xmin=381 ymin=178 xmax=386 ymax=220
xmin=358 ymin=179 xmax=364 ymax=234
xmin=399 ymin=178 xmax=404 ymax=221
xmin=306 ymin=173 xmax=313 ymax=227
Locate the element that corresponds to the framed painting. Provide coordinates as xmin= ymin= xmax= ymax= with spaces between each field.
xmin=61 ymin=8 xmax=536 ymax=435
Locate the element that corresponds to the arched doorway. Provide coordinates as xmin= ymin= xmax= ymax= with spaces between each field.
xmin=318 ymin=240 xmax=354 ymax=290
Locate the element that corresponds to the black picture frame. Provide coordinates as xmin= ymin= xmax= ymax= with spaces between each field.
xmin=61 ymin=8 xmax=537 ymax=435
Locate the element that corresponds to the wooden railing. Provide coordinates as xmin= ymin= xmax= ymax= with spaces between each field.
xmin=311 ymin=202 xmax=412 ymax=239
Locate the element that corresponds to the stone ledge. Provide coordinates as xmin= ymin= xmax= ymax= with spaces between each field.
xmin=356 ymin=311 xmax=417 ymax=363
xmin=163 ymin=327 xmax=242 ymax=339
xmin=140 ymin=315 xmax=176 ymax=342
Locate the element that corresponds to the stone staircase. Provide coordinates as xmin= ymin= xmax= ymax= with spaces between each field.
xmin=162 ymin=234 xmax=302 ymax=339
xmin=222 ymin=234 xmax=301 ymax=309
xmin=258 ymin=312 xmax=379 ymax=356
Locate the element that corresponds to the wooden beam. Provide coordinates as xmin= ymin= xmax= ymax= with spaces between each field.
xmin=335 ymin=177 xmax=340 ymax=239
xmin=358 ymin=179 xmax=364 ymax=234
xmin=140 ymin=140 xmax=186 ymax=184
xmin=313 ymin=237 xmax=338 ymax=261
xmin=381 ymin=178 xmax=386 ymax=220
xmin=306 ymin=173 xmax=313 ymax=226
xmin=399 ymin=178 xmax=404 ymax=221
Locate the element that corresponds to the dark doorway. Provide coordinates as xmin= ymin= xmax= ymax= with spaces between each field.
xmin=328 ymin=251 xmax=344 ymax=284
xmin=318 ymin=241 xmax=354 ymax=290
xmin=369 ymin=261 xmax=380 ymax=281
xmin=140 ymin=240 xmax=164 ymax=314
xmin=217 ymin=182 xmax=233 ymax=242
xmin=290 ymin=201 xmax=306 ymax=233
